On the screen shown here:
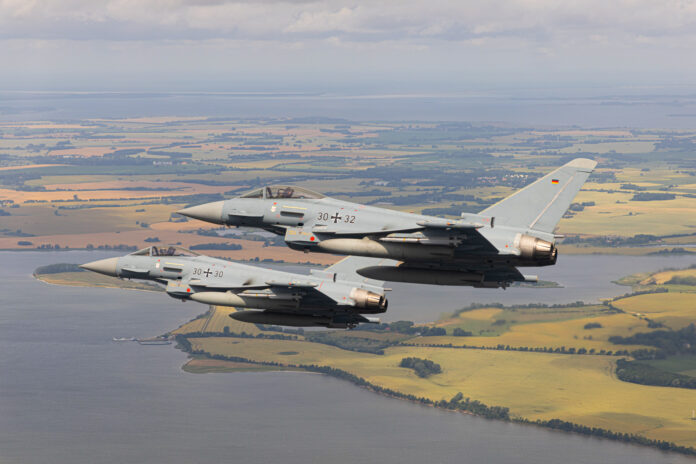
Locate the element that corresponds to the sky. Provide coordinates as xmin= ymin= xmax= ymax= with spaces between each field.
xmin=1 ymin=0 xmax=696 ymax=93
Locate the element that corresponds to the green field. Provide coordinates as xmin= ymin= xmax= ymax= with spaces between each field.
xmin=646 ymin=355 xmax=696 ymax=377
xmin=3 ymin=119 xmax=696 ymax=260
xmin=613 ymin=293 xmax=696 ymax=329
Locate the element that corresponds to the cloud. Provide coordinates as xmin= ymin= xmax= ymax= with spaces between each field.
xmin=1 ymin=0 xmax=696 ymax=90
xmin=1 ymin=0 xmax=694 ymax=44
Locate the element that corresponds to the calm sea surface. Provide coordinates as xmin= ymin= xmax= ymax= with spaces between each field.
xmin=0 ymin=251 xmax=693 ymax=464
xmin=270 ymin=253 xmax=696 ymax=322
xmin=2 ymin=91 xmax=696 ymax=128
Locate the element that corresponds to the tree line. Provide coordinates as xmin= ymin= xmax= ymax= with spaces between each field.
xmin=402 ymin=342 xmax=631 ymax=356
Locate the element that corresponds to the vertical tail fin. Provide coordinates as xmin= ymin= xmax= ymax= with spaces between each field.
xmin=480 ymin=158 xmax=597 ymax=234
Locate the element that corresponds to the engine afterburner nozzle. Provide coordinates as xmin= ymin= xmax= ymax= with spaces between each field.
xmin=350 ymin=288 xmax=388 ymax=313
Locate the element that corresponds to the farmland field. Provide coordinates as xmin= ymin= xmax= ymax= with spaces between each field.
xmin=187 ymin=336 xmax=696 ymax=448
xmin=13 ymin=115 xmax=696 ymax=453
xmin=2 ymin=119 xmax=696 ymax=260
xmin=159 ymin=263 xmax=696 ymax=450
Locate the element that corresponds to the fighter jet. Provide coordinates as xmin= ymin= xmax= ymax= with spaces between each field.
xmin=80 ymin=246 xmax=390 ymax=328
xmin=178 ymin=158 xmax=597 ymax=288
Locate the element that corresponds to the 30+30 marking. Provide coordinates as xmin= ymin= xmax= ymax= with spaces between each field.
xmin=192 ymin=267 xmax=223 ymax=278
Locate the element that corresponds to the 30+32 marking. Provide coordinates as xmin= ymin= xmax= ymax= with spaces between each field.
xmin=317 ymin=212 xmax=355 ymax=224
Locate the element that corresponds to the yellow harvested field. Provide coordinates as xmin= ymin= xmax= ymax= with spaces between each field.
xmin=0 ymin=183 xmax=230 ymax=203
xmin=182 ymin=358 xmax=285 ymax=373
xmin=0 ymin=204 xmax=179 ymax=235
xmin=613 ymin=293 xmax=696 ymax=329
xmin=173 ymin=307 xmax=265 ymax=336
xmin=557 ymin=193 xmax=696 ymax=236
xmin=148 ymin=221 xmax=203 ymax=232
xmin=0 ymin=164 xmax=68 ymax=171
xmin=642 ymin=269 xmax=696 ymax=285
xmin=192 ymin=337 xmax=696 ymax=448
xmin=42 ymin=180 xmax=236 ymax=192
xmin=425 ymin=312 xmax=649 ymax=352
xmin=452 ymin=308 xmax=503 ymax=321
xmin=0 ymin=123 xmax=99 ymax=129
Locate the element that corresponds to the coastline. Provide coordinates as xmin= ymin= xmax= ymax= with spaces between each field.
xmin=33 ymin=259 xmax=696 ymax=454
xmin=175 ymin=341 xmax=696 ymax=458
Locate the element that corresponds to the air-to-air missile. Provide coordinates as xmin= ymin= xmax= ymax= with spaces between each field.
xmin=80 ymin=246 xmax=391 ymax=328
xmin=178 ymin=158 xmax=597 ymax=289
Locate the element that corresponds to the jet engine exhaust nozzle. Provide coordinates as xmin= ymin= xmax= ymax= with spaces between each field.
xmin=515 ymin=234 xmax=557 ymax=264
xmin=350 ymin=288 xmax=388 ymax=313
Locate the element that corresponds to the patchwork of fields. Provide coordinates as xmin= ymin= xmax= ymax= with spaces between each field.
xmin=2 ymin=118 xmax=696 ymax=260
xmin=14 ymin=116 xmax=696 ymax=453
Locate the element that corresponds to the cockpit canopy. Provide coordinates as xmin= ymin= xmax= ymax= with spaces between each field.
xmin=239 ymin=185 xmax=324 ymax=200
xmin=130 ymin=246 xmax=200 ymax=257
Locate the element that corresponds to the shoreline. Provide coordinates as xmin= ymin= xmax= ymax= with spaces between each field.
xmin=175 ymin=345 xmax=696 ymax=458
xmin=30 ymin=256 xmax=696 ymax=454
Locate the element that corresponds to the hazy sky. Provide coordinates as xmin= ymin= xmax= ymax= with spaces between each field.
xmin=2 ymin=0 xmax=695 ymax=92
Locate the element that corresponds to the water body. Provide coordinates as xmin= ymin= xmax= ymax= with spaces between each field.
xmin=269 ymin=253 xmax=696 ymax=322
xmin=3 ymin=91 xmax=696 ymax=129
xmin=0 ymin=251 xmax=693 ymax=464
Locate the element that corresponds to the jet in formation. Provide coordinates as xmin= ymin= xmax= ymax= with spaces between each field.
xmin=178 ymin=158 xmax=597 ymax=289
xmin=81 ymin=246 xmax=389 ymax=329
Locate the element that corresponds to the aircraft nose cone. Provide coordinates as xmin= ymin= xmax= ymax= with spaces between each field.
xmin=80 ymin=257 xmax=119 ymax=277
xmin=177 ymin=201 xmax=225 ymax=224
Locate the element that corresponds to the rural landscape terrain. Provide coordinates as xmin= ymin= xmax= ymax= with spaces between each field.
xmin=5 ymin=116 xmax=696 ymax=453
xmin=2 ymin=117 xmax=696 ymax=258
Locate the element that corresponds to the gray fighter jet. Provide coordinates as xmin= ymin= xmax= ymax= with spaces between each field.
xmin=80 ymin=246 xmax=389 ymax=328
xmin=178 ymin=158 xmax=597 ymax=288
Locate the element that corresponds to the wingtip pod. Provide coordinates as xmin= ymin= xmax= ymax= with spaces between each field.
xmin=566 ymin=158 xmax=598 ymax=171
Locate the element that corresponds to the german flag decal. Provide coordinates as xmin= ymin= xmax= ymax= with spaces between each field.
xmin=551 ymin=179 xmax=559 ymax=184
